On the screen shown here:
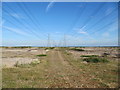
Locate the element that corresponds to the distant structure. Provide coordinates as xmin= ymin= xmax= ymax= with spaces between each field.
xmin=47 ymin=34 xmax=50 ymax=47
xmin=64 ymin=34 xmax=66 ymax=47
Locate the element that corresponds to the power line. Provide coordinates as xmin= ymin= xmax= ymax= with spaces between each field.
xmin=3 ymin=3 xmax=48 ymax=40
xmin=17 ymin=2 xmax=48 ymax=38
xmin=69 ymin=3 xmax=106 ymax=37
xmin=72 ymin=18 xmax=117 ymax=44
xmin=3 ymin=9 xmax=42 ymax=39
xmin=66 ymin=5 xmax=118 ymax=43
xmin=64 ymin=3 xmax=87 ymax=34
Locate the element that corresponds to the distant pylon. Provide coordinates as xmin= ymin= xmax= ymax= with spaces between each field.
xmin=64 ymin=34 xmax=66 ymax=47
xmin=47 ymin=34 xmax=50 ymax=47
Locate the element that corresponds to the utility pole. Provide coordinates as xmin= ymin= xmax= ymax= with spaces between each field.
xmin=64 ymin=34 xmax=66 ymax=47
xmin=52 ymin=40 xmax=56 ymax=47
xmin=47 ymin=34 xmax=50 ymax=47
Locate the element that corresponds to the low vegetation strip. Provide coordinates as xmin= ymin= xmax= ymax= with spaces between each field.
xmin=83 ymin=57 xmax=109 ymax=63
xmin=81 ymin=55 xmax=99 ymax=57
xmin=45 ymin=47 xmax=55 ymax=50
xmin=36 ymin=54 xmax=47 ymax=57
xmin=70 ymin=48 xmax=85 ymax=51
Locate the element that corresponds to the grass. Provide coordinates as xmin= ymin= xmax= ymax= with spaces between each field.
xmin=81 ymin=55 xmax=99 ymax=57
xmin=36 ymin=54 xmax=47 ymax=57
xmin=83 ymin=57 xmax=109 ymax=63
xmin=2 ymin=56 xmax=49 ymax=88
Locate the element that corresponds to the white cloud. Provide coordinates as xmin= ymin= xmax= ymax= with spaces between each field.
xmin=102 ymin=32 xmax=110 ymax=37
xmin=105 ymin=7 xmax=115 ymax=16
xmin=78 ymin=30 xmax=87 ymax=34
xmin=46 ymin=0 xmax=56 ymax=12
xmin=3 ymin=26 xmax=30 ymax=36
xmin=11 ymin=13 xmax=20 ymax=18
xmin=74 ymin=26 xmax=88 ymax=35
xmin=10 ymin=13 xmax=25 ymax=19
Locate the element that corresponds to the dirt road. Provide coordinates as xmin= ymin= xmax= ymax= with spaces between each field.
xmin=41 ymin=50 xmax=99 ymax=88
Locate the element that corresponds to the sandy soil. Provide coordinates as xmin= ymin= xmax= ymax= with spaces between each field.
xmin=2 ymin=48 xmax=46 ymax=67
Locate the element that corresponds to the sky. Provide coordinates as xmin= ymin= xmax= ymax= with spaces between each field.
xmin=2 ymin=2 xmax=118 ymax=46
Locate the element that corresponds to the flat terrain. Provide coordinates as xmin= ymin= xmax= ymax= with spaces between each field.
xmin=2 ymin=47 xmax=119 ymax=88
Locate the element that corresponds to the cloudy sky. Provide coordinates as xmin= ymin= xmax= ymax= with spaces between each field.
xmin=2 ymin=2 xmax=118 ymax=46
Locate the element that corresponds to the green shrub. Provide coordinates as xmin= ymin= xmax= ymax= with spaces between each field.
xmin=83 ymin=57 xmax=109 ymax=63
xmin=13 ymin=46 xmax=32 ymax=48
xmin=45 ymin=47 xmax=55 ymax=50
xmin=81 ymin=55 xmax=99 ymax=57
xmin=70 ymin=48 xmax=84 ymax=51
xmin=36 ymin=54 xmax=47 ymax=57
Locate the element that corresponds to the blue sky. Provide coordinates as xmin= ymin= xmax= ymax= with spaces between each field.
xmin=2 ymin=2 xmax=118 ymax=46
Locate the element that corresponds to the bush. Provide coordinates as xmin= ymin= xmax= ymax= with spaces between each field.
xmin=81 ymin=55 xmax=98 ymax=57
xmin=102 ymin=53 xmax=110 ymax=57
xmin=83 ymin=57 xmax=109 ymax=63
xmin=45 ymin=47 xmax=55 ymax=50
xmin=70 ymin=48 xmax=85 ymax=51
xmin=14 ymin=46 xmax=32 ymax=48
xmin=36 ymin=54 xmax=47 ymax=57
xmin=14 ymin=61 xmax=19 ymax=67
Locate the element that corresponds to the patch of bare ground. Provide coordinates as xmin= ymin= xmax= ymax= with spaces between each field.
xmin=2 ymin=48 xmax=46 ymax=67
